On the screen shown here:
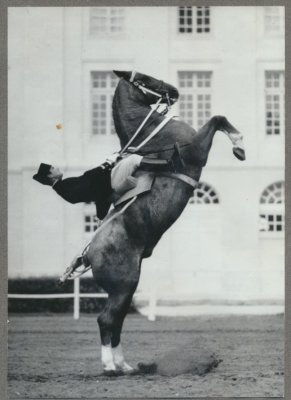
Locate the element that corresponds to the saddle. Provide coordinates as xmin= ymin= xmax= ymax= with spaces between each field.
xmin=112 ymin=143 xmax=197 ymax=207
xmin=113 ymin=171 xmax=155 ymax=206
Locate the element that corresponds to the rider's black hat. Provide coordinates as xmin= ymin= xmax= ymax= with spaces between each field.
xmin=33 ymin=163 xmax=52 ymax=185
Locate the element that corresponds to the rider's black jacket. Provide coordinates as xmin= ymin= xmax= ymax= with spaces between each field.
xmin=53 ymin=163 xmax=113 ymax=220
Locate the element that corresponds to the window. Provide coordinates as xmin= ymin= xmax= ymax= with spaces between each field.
xmin=84 ymin=202 xmax=101 ymax=234
xmin=178 ymin=6 xmax=210 ymax=34
xmin=265 ymin=71 xmax=285 ymax=136
xmin=196 ymin=6 xmax=211 ymax=33
xmin=89 ymin=7 xmax=125 ymax=35
xmin=91 ymin=71 xmax=118 ymax=135
xmin=189 ymin=182 xmax=219 ymax=204
xmin=178 ymin=71 xmax=212 ymax=128
xmin=259 ymin=182 xmax=284 ymax=233
xmin=264 ymin=7 xmax=284 ymax=35
xmin=179 ymin=6 xmax=192 ymax=33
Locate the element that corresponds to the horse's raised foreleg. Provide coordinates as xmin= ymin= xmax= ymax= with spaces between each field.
xmin=195 ymin=115 xmax=245 ymax=164
xmin=215 ymin=116 xmax=245 ymax=161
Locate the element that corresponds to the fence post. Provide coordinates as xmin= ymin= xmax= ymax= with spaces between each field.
xmin=148 ymin=289 xmax=157 ymax=321
xmin=74 ymin=277 xmax=80 ymax=320
xmin=148 ymin=266 xmax=157 ymax=321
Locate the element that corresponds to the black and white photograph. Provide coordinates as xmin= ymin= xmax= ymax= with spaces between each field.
xmin=7 ymin=5 xmax=285 ymax=398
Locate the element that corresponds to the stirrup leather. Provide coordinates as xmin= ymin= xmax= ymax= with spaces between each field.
xmin=58 ymin=245 xmax=92 ymax=283
xmin=61 ymin=264 xmax=92 ymax=282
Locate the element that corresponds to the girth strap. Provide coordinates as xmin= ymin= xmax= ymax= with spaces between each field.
xmin=157 ymin=172 xmax=198 ymax=190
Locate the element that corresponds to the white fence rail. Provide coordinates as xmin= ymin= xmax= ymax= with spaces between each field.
xmin=8 ymin=277 xmax=157 ymax=321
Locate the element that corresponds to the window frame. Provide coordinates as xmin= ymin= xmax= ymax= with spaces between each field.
xmin=256 ymin=62 xmax=285 ymax=160
xmin=83 ymin=202 xmax=101 ymax=237
xmin=88 ymin=7 xmax=126 ymax=38
xmin=263 ymin=6 xmax=285 ymax=37
xmin=188 ymin=182 xmax=220 ymax=205
xmin=265 ymin=70 xmax=285 ymax=137
xmin=90 ymin=71 xmax=118 ymax=136
xmin=82 ymin=62 xmax=132 ymax=153
xmin=178 ymin=70 xmax=213 ymax=129
xmin=177 ymin=6 xmax=211 ymax=35
xmin=259 ymin=181 xmax=285 ymax=238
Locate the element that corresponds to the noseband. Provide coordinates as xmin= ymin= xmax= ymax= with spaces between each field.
xmin=119 ymin=72 xmax=172 ymax=155
xmin=129 ymin=70 xmax=171 ymax=107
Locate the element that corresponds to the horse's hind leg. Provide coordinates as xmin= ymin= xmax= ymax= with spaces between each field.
xmin=111 ymin=295 xmax=134 ymax=372
xmin=97 ymin=290 xmax=135 ymax=373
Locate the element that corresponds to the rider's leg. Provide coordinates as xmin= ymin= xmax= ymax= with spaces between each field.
xmin=140 ymin=150 xmax=184 ymax=172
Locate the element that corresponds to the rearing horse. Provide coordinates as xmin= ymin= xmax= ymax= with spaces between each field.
xmin=87 ymin=70 xmax=245 ymax=374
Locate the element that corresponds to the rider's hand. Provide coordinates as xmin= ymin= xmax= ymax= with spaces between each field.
xmin=106 ymin=152 xmax=120 ymax=166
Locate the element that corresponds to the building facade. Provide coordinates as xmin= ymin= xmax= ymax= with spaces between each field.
xmin=8 ymin=6 xmax=285 ymax=302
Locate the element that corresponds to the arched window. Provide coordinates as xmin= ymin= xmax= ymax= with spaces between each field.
xmin=189 ymin=182 xmax=219 ymax=204
xmin=83 ymin=202 xmax=101 ymax=234
xmin=259 ymin=181 xmax=284 ymax=233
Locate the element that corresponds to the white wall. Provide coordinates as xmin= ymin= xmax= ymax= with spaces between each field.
xmin=8 ymin=7 xmax=284 ymax=303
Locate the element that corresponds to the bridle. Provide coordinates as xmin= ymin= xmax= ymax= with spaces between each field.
xmin=119 ymin=71 xmax=173 ymax=155
xmin=118 ymin=71 xmax=198 ymax=190
xmin=129 ymin=70 xmax=172 ymax=108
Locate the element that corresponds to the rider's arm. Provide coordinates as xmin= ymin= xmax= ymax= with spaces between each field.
xmin=53 ymin=165 xmax=112 ymax=204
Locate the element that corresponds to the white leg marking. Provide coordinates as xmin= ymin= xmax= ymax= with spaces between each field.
xmin=224 ymin=131 xmax=245 ymax=150
xmin=112 ymin=344 xmax=134 ymax=372
xmin=101 ymin=345 xmax=116 ymax=371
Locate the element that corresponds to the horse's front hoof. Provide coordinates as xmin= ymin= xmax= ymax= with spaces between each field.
xmin=103 ymin=369 xmax=121 ymax=377
xmin=233 ymin=146 xmax=246 ymax=161
xmin=116 ymin=362 xmax=134 ymax=374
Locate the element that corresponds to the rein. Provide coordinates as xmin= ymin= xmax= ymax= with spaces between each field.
xmin=128 ymin=116 xmax=172 ymax=152
xmin=119 ymin=97 xmax=163 ymax=155
xmin=118 ymin=72 xmax=198 ymax=191
xmin=119 ymin=71 xmax=172 ymax=155
xmin=132 ymin=141 xmax=192 ymax=155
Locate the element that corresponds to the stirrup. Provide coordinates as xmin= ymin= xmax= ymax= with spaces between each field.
xmin=58 ymin=256 xmax=92 ymax=283
xmin=66 ymin=264 xmax=92 ymax=280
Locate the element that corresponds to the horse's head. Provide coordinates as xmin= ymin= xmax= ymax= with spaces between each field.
xmin=113 ymin=70 xmax=179 ymax=106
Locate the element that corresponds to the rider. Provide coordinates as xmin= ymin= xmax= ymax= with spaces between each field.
xmin=33 ymin=154 xmax=118 ymax=220
xmin=33 ymin=150 xmax=182 ymax=281
xmin=33 ymin=70 xmax=181 ymax=281
xmin=33 ymin=153 xmax=179 ymax=218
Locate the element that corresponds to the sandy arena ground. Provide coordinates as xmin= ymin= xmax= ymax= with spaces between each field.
xmin=8 ymin=313 xmax=284 ymax=399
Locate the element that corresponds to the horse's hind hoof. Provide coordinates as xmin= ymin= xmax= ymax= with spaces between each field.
xmin=137 ymin=362 xmax=157 ymax=374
